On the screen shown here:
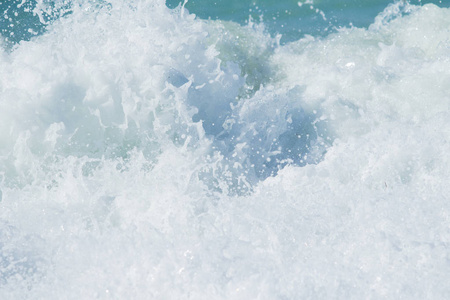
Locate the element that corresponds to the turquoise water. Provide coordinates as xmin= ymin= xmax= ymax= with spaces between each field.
xmin=168 ymin=0 xmax=450 ymax=42
xmin=1 ymin=0 xmax=450 ymax=298
xmin=2 ymin=0 xmax=449 ymax=44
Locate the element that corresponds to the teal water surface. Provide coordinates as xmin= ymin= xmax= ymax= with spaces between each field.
xmin=2 ymin=0 xmax=449 ymax=45
xmin=166 ymin=0 xmax=450 ymax=42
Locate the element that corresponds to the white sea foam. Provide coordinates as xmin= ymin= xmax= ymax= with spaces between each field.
xmin=1 ymin=1 xmax=450 ymax=298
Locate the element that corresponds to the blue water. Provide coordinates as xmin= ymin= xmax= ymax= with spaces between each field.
xmin=168 ymin=0 xmax=449 ymax=42
xmin=2 ymin=0 xmax=449 ymax=45
xmin=1 ymin=0 xmax=450 ymax=298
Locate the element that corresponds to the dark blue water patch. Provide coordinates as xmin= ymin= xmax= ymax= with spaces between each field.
xmin=191 ymin=84 xmax=330 ymax=195
xmin=163 ymin=45 xmax=328 ymax=193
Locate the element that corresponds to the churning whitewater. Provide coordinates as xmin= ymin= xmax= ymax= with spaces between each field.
xmin=1 ymin=0 xmax=450 ymax=298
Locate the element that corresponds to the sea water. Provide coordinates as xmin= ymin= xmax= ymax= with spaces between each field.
xmin=1 ymin=0 xmax=450 ymax=298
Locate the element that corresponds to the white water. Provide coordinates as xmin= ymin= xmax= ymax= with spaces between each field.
xmin=1 ymin=1 xmax=450 ymax=298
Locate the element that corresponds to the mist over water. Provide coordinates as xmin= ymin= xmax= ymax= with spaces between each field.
xmin=1 ymin=0 xmax=450 ymax=298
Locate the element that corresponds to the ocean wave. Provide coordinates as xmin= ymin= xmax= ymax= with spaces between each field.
xmin=1 ymin=1 xmax=450 ymax=298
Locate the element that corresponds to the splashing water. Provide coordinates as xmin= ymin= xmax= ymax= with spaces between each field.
xmin=1 ymin=0 xmax=450 ymax=298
